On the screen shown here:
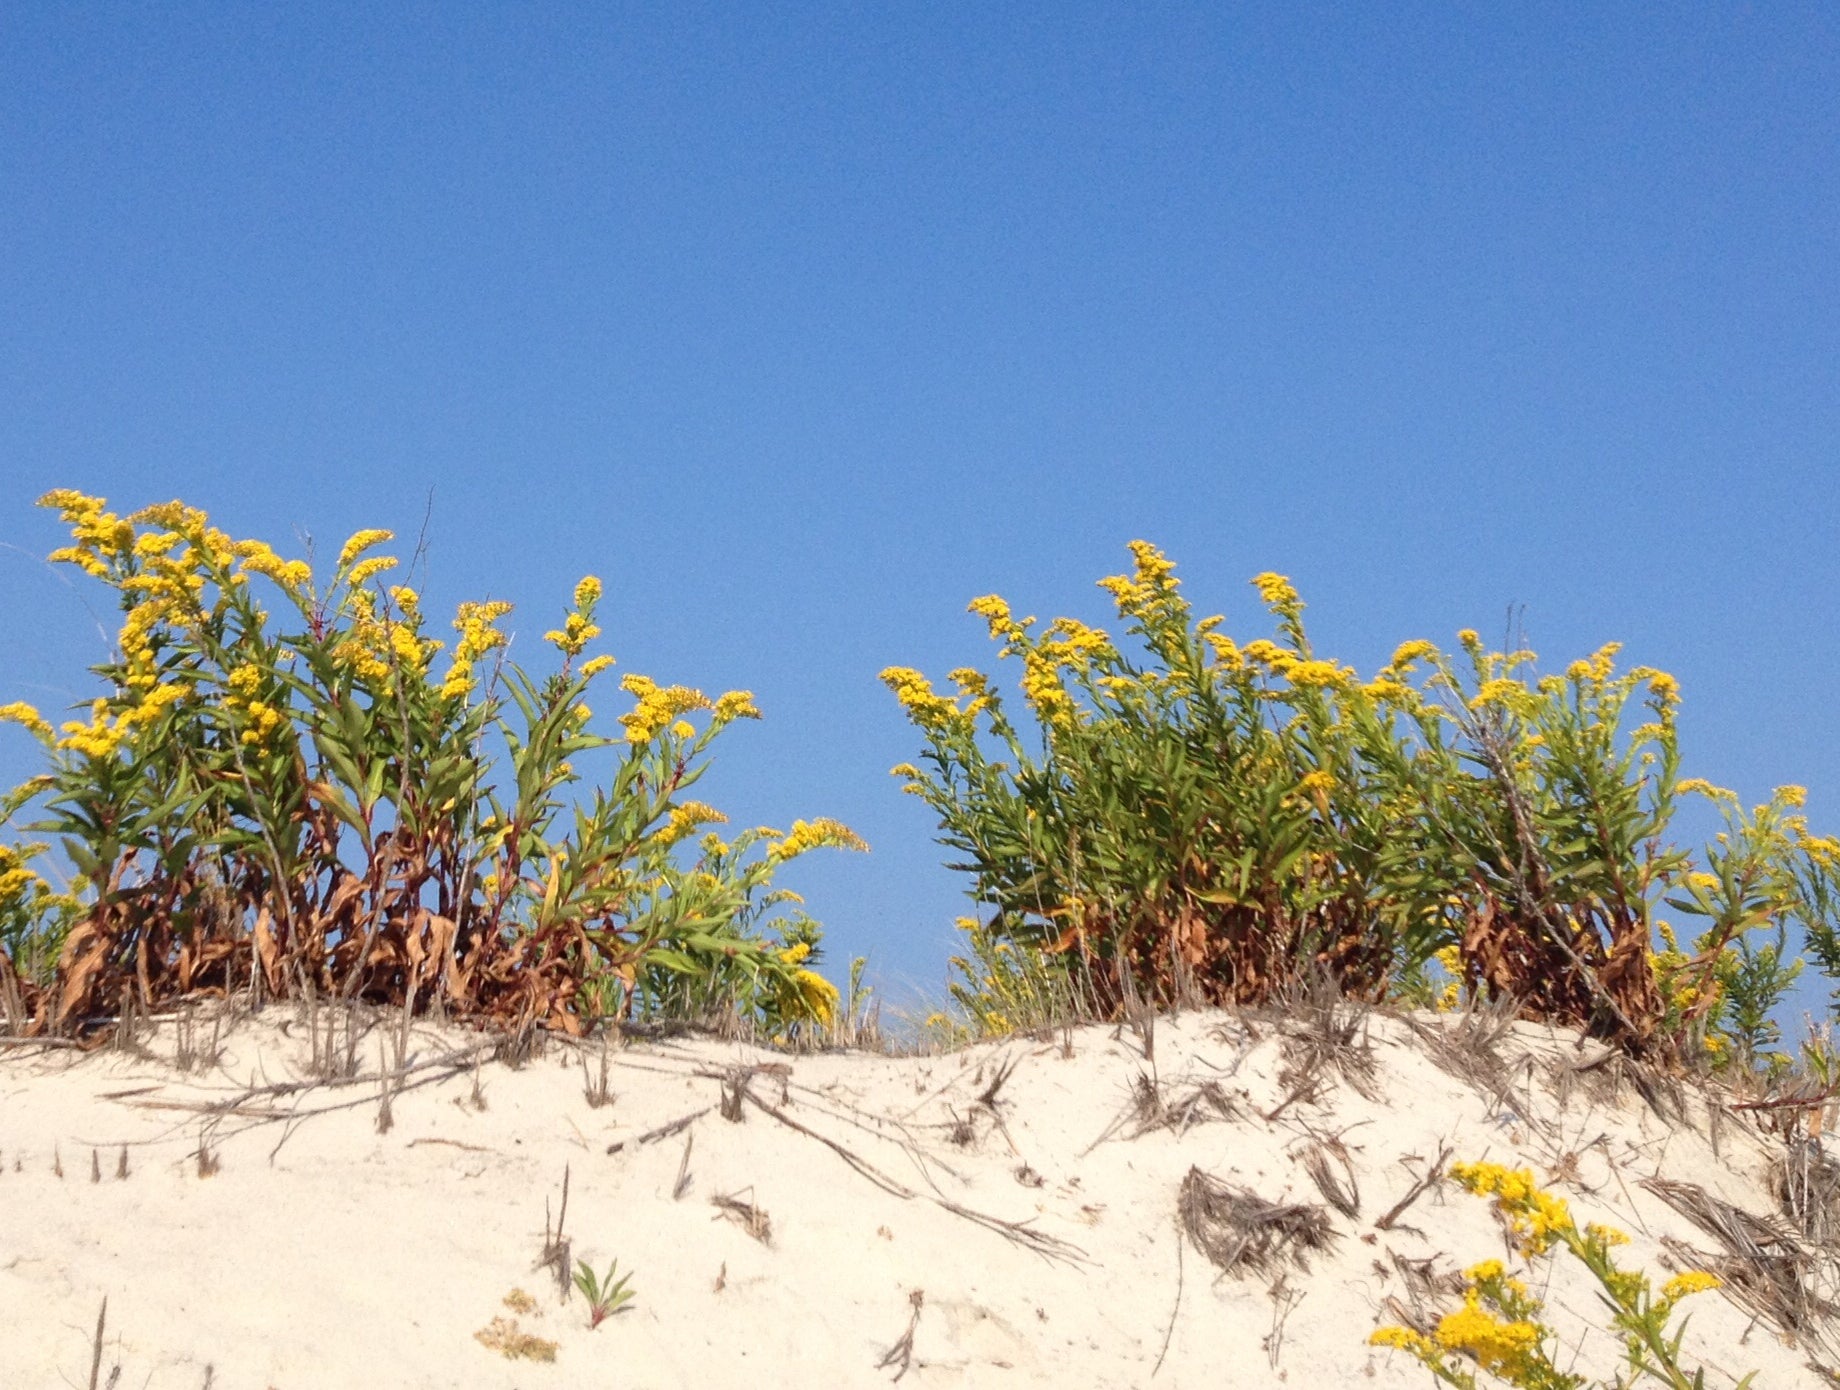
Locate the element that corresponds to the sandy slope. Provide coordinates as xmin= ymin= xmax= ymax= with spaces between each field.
xmin=0 ymin=1003 xmax=1826 ymax=1388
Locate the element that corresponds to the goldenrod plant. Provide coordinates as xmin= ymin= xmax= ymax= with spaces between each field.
xmin=0 ymin=491 xmax=864 ymax=1037
xmin=1371 ymin=1162 xmax=1748 ymax=1389
xmin=885 ymin=543 xmax=1835 ymax=1051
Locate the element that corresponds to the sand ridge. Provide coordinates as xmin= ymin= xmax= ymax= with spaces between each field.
xmin=0 ymin=1003 xmax=1822 ymax=1388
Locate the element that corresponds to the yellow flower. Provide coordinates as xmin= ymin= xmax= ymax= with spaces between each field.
xmin=1251 ymin=571 xmax=1296 ymax=608
xmin=714 ymin=690 xmax=760 ymax=721
xmin=337 ymin=528 xmax=394 ymax=570
xmin=0 ymin=701 xmax=52 ymax=739
xmin=879 ymin=666 xmax=960 ymax=730
xmin=1449 ymin=1161 xmax=1574 ymax=1255
xmin=790 ymin=967 xmax=839 ymax=1024
xmin=574 ymin=575 xmax=603 ymax=609
xmin=767 ymin=817 xmax=869 ymax=862
xmin=580 ymin=654 xmax=616 ymax=680
xmin=1390 ymin=639 xmax=1438 ymax=670
xmin=619 ymin=674 xmax=714 ymax=743
xmin=1659 ymin=1270 xmax=1721 ymax=1302
xmin=345 ymin=554 xmax=399 ymax=589
xmin=657 ymin=800 xmax=728 ymax=845
xmin=967 ymin=594 xmax=1015 ymax=638
xmin=1288 ymin=659 xmax=1346 ymax=688
xmin=1369 ymin=1326 xmax=1437 ymax=1357
xmin=1434 ymin=1294 xmax=1542 ymax=1372
xmin=1205 ymin=632 xmax=1244 ymax=671
xmin=545 ymin=609 xmax=601 ymax=658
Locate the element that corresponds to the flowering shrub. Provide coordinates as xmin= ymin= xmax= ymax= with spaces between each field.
xmin=884 ymin=543 xmax=1834 ymax=1049
xmin=1371 ymin=1162 xmax=1746 ymax=1389
xmin=0 ymin=491 xmax=864 ymax=1037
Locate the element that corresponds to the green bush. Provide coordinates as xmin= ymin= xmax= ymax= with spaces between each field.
xmin=884 ymin=542 xmax=1833 ymax=1050
xmin=0 ymin=490 xmax=863 ymax=1037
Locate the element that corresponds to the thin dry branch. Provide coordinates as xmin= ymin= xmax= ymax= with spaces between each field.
xmin=1374 ymin=1144 xmax=1452 ymax=1233
xmin=742 ymin=1090 xmax=1085 ymax=1265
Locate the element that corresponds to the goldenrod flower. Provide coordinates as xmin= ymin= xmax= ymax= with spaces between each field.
xmin=767 ymin=817 xmax=869 ymax=861
xmin=337 ymin=528 xmax=394 ymax=570
xmin=967 ymin=594 xmax=1016 ymax=639
xmin=1449 ymin=1161 xmax=1574 ymax=1255
xmin=345 ymin=555 xmax=399 ymax=589
xmin=714 ymin=689 xmax=760 ymax=721
xmin=1658 ymin=1270 xmax=1721 ymax=1302
xmin=1390 ymin=639 xmax=1438 ymax=670
xmin=0 ymin=701 xmax=52 ymax=739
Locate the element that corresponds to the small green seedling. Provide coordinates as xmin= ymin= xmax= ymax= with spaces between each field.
xmin=573 ymin=1258 xmax=636 ymax=1328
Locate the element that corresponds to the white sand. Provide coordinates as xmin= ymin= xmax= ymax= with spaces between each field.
xmin=0 ymin=1004 xmax=1824 ymax=1388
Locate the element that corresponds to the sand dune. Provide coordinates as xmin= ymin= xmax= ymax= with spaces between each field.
xmin=0 ymin=1003 xmax=1824 ymax=1388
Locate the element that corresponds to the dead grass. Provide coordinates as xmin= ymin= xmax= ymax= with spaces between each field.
xmin=473 ymin=1316 xmax=557 ymax=1363
xmin=711 ymin=1188 xmax=774 ymax=1245
xmin=1177 ymin=1167 xmax=1337 ymax=1278
xmin=1644 ymin=1175 xmax=1840 ymax=1365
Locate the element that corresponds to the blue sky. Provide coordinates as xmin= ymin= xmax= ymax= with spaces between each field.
xmin=2 ymin=5 xmax=1836 ymax=1017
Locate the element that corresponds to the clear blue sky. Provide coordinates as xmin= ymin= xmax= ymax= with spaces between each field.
xmin=2 ymin=5 xmax=1835 ymax=1017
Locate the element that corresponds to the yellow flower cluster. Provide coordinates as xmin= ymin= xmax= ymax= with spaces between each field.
xmin=545 ymin=576 xmax=604 ymax=660
xmin=714 ymin=689 xmax=761 ymax=721
xmin=1565 ymin=641 xmax=1623 ymax=684
xmin=221 ymin=664 xmax=286 ymax=747
xmin=54 ymin=683 xmax=190 ymax=759
xmin=879 ymin=666 xmax=961 ymax=731
xmin=0 ymin=843 xmax=52 ymax=912
xmin=1390 ymin=639 xmax=1438 ymax=670
xmin=1287 ymin=658 xmax=1349 ymax=688
xmin=967 ymin=594 xmax=1019 ymax=640
xmin=1434 ymin=1294 xmax=1543 ymax=1376
xmin=789 ymin=965 xmax=839 ymax=1023
xmin=657 ymin=800 xmax=728 ymax=846
xmin=334 ymin=589 xmax=443 ymax=688
xmin=1019 ymin=649 xmax=1076 ymax=727
xmin=1251 ymin=571 xmax=1298 ymax=610
xmin=766 ymin=817 xmax=869 ymax=862
xmin=234 ymin=539 xmax=313 ymax=596
xmin=1448 ymin=1161 xmax=1574 ymax=1255
xmin=619 ymin=674 xmax=713 ymax=744
xmin=1658 ymin=1270 xmax=1721 ymax=1303
xmin=39 ymin=489 xmax=135 ymax=579
xmin=1097 ymin=540 xmax=1181 ymax=618
xmin=442 ymin=600 xmax=513 ymax=701
xmin=0 ymin=702 xmax=52 ymax=739
xmin=337 ymin=528 xmax=394 ymax=571
xmin=1204 ymin=632 xmax=1244 ymax=671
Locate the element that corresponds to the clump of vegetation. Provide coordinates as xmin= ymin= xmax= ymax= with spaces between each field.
xmin=573 ymin=1257 xmax=636 ymax=1327
xmin=1371 ymin=1161 xmax=1745 ymax=1388
xmin=474 ymin=1316 xmax=557 ymax=1362
xmin=0 ymin=491 xmax=863 ymax=1038
xmin=885 ymin=542 xmax=1835 ymax=1053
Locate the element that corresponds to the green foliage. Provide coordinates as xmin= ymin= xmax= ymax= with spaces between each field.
xmin=885 ymin=543 xmax=1832 ymax=1052
xmin=572 ymin=1257 xmax=636 ymax=1327
xmin=0 ymin=490 xmax=864 ymax=1036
